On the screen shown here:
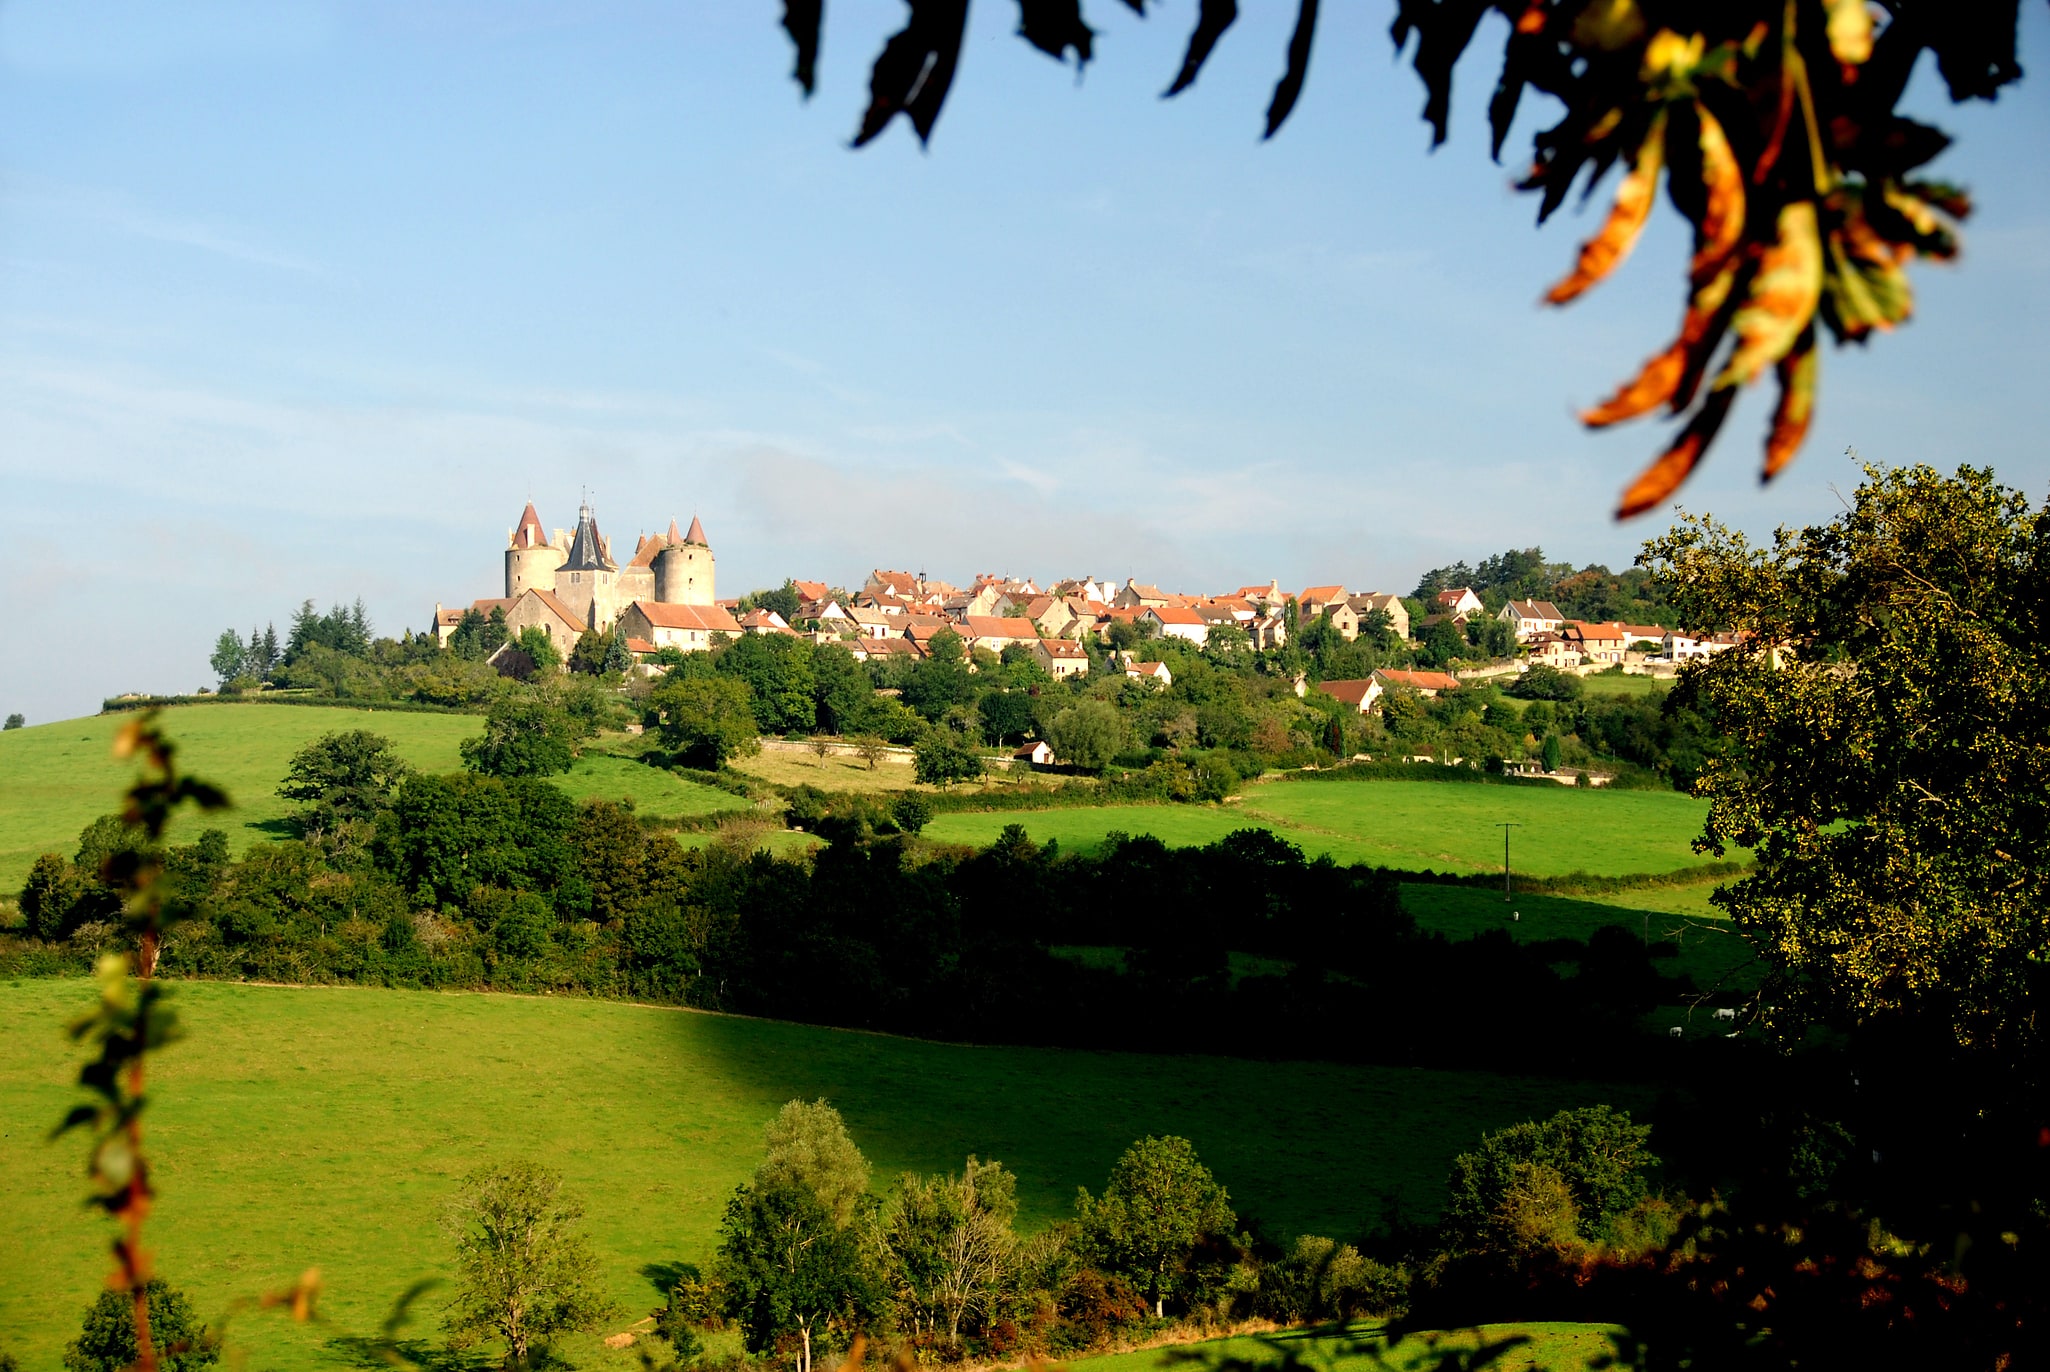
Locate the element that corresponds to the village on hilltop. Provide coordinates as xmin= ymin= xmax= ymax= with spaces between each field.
xmin=429 ymin=498 xmax=1745 ymax=717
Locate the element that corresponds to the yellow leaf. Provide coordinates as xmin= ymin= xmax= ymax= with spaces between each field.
xmin=1763 ymin=331 xmax=1818 ymax=482
xmin=1825 ymin=0 xmax=1874 ymax=65
xmin=1583 ymin=257 xmax=1740 ymax=427
xmin=1691 ymin=104 xmax=1745 ymax=284
xmin=1718 ymin=200 xmax=1824 ymax=387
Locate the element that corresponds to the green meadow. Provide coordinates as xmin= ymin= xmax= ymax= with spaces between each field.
xmin=1071 ymin=1322 xmax=1630 ymax=1372
xmin=925 ymin=779 xmax=1716 ymax=878
xmin=0 ymin=979 xmax=1640 ymax=1372
xmin=0 ymin=707 xmax=742 ymax=889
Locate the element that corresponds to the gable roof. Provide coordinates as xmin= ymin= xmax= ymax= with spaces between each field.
xmin=523 ymin=588 xmax=588 ymax=634
xmin=1147 ymin=605 xmax=1205 ymax=626
xmin=1036 ymin=638 xmax=1087 ymax=659
xmin=1316 ymin=678 xmax=1380 ymax=707
xmin=629 ymin=600 xmax=740 ymax=633
xmin=791 ymin=580 xmax=830 ymax=602
xmin=1300 ymin=584 xmax=1347 ymax=602
xmin=960 ymin=616 xmax=1038 ymax=639
xmin=1505 ymin=599 xmax=1564 ymax=620
xmin=1374 ymin=667 xmax=1462 ymax=692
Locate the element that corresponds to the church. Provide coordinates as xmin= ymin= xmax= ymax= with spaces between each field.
xmin=434 ymin=498 xmax=741 ymax=656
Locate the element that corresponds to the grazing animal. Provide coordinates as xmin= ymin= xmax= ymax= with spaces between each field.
xmin=1712 ymin=1008 xmax=1737 ymax=1022
xmin=1668 ymin=1026 xmax=1683 ymax=1038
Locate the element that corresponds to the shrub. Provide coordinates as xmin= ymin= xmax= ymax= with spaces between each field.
xmin=1444 ymin=1105 xmax=1657 ymax=1252
xmin=65 ymin=1279 xmax=217 ymax=1372
xmin=461 ymin=696 xmax=580 ymax=778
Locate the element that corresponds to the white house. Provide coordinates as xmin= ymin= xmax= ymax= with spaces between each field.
xmin=1498 ymin=599 xmax=1565 ymax=641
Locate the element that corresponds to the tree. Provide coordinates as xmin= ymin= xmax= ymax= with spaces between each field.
xmin=913 ymin=733 xmax=985 ymax=788
xmin=717 ymin=1182 xmax=875 ymax=1372
xmin=207 ymin=630 xmax=246 ymax=688
xmin=512 ymin=625 xmax=561 ymax=672
xmin=64 ymin=1279 xmax=217 ymax=1372
xmin=719 ymin=633 xmax=818 ymax=734
xmin=275 ymin=729 xmax=413 ymax=833
xmin=1510 ymin=663 xmax=1584 ymax=702
xmin=645 ymin=674 xmax=760 ymax=769
xmin=1642 ymin=462 xmax=2050 ymax=1066
xmin=1444 ymin=1105 xmax=1658 ymax=1251
xmin=442 ymin=1161 xmax=614 ymax=1367
xmin=882 ymin=1157 xmax=1018 ymax=1346
xmin=792 ymin=4 xmax=2022 ymax=515
xmin=461 ymin=696 xmax=579 ymax=778
xmin=1541 ymin=731 xmax=1563 ymax=774
xmin=975 ymin=690 xmax=1034 ymax=747
xmin=1075 ymin=1135 xmax=1236 ymax=1318
xmin=853 ymin=735 xmax=888 ymax=771
xmin=891 ymin=793 xmax=932 ymax=835
xmin=755 ymin=1099 xmax=873 ymax=1229
xmin=1045 ymin=699 xmax=1124 ymax=772
xmin=2 ymin=713 xmax=22 ymax=730
xmin=448 ymin=607 xmax=509 ymax=662
xmin=602 ymin=629 xmax=635 ymax=676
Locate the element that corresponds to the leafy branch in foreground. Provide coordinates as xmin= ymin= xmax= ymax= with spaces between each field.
xmin=781 ymin=0 xmax=2027 ymax=515
xmin=53 ymin=714 xmax=228 ymax=1372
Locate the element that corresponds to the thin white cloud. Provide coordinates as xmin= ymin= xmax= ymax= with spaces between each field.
xmin=3 ymin=186 xmax=320 ymax=273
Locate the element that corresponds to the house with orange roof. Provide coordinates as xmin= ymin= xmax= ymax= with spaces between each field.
xmin=960 ymin=616 xmax=1039 ymax=653
xmin=848 ymin=636 xmax=924 ymax=663
xmin=1316 ymin=678 xmax=1383 ymax=713
xmin=1124 ymin=660 xmax=1173 ymax=687
xmin=791 ymin=579 xmax=831 ymax=603
xmin=1562 ymin=621 xmax=1630 ymax=664
xmin=1373 ymin=667 xmax=1462 ymax=697
xmin=616 ymin=599 xmax=742 ymax=654
xmin=1433 ymin=587 xmax=1484 ymax=619
xmin=1298 ymin=585 xmax=1349 ymax=618
xmin=738 ymin=608 xmax=801 ymax=636
xmin=1143 ymin=605 xmax=1209 ymax=646
xmin=1032 ymin=637 xmax=1090 ymax=679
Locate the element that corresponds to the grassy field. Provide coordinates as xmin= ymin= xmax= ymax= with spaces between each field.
xmin=0 ymin=979 xmax=1642 ymax=1372
xmin=1577 ymin=673 xmax=1672 ymax=698
xmin=0 ymin=708 xmax=742 ymax=890
xmin=729 ymin=746 xmax=1054 ymax=797
xmin=1072 ymin=1322 xmax=1631 ymax=1372
xmin=923 ymin=780 xmax=1716 ymax=879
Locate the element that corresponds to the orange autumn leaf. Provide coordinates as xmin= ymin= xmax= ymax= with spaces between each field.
xmin=1691 ymin=103 xmax=1745 ymax=284
xmin=1763 ymin=330 xmax=1818 ymax=482
xmin=1615 ymin=385 xmax=1736 ymax=517
xmin=1582 ymin=256 xmax=1741 ymax=426
xmin=1547 ymin=111 xmax=1667 ymax=304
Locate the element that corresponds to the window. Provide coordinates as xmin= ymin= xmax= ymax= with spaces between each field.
xmin=572 ymin=572 xmax=581 ymax=584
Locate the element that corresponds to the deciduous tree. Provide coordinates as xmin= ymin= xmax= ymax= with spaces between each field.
xmin=755 ymin=1099 xmax=872 ymax=1228
xmin=441 ymin=1161 xmax=614 ymax=1367
xmin=645 ymin=674 xmax=761 ymax=769
xmin=461 ymin=696 xmax=579 ymax=778
xmin=1075 ymin=1135 xmax=1236 ymax=1318
xmin=276 ymin=729 xmax=413 ymax=833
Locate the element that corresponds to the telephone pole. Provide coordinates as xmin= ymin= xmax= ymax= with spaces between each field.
xmin=1497 ymin=822 xmax=1521 ymax=902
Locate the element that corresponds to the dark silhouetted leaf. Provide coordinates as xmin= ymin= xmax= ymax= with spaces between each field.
xmin=782 ymin=0 xmax=823 ymax=96
xmin=854 ymin=0 xmax=971 ymax=148
xmin=1391 ymin=0 xmax=1490 ymax=146
xmin=1164 ymin=0 xmax=1237 ymax=97
xmin=1264 ymin=0 xmax=1319 ymax=139
xmin=1017 ymin=0 xmax=1094 ymax=66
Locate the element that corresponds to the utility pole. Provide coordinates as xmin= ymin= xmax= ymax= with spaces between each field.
xmin=1497 ymin=822 xmax=1521 ymax=902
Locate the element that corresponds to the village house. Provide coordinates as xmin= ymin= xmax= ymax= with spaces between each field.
xmin=959 ymin=616 xmax=1039 ymax=654
xmin=1013 ymin=739 xmax=1056 ymax=767
xmin=847 ymin=636 xmax=924 ymax=663
xmin=1144 ymin=605 xmax=1210 ymax=646
xmin=1433 ymin=587 xmax=1485 ymax=618
xmin=1124 ymin=660 xmax=1173 ymax=687
xmin=1032 ymin=637 xmax=1090 ymax=679
xmin=1350 ymin=592 xmax=1410 ymax=640
xmin=738 ymin=608 xmax=800 ymax=636
xmin=1315 ymin=678 xmax=1382 ymax=714
xmin=1321 ymin=601 xmax=1363 ymax=641
xmin=1020 ymin=595 xmax=1077 ymax=639
xmin=1298 ymin=584 xmax=1348 ymax=619
xmin=1563 ymin=621 xmax=1630 ymax=664
xmin=1372 ymin=667 xmax=1462 ymax=697
xmin=1113 ymin=578 xmax=1172 ymax=610
xmin=1230 ymin=580 xmax=1284 ymax=609
xmin=1249 ymin=613 xmax=1288 ymax=651
xmin=1525 ymin=632 xmax=1582 ymax=670
xmin=1664 ymin=629 xmax=1747 ymax=660
xmin=616 ymin=599 xmax=744 ymax=654
xmin=1051 ymin=576 xmax=1114 ymax=603
xmin=499 ymin=587 xmax=587 ymax=649
xmin=791 ymin=579 xmax=832 ymax=603
xmin=1497 ymin=599 xmax=1565 ymax=641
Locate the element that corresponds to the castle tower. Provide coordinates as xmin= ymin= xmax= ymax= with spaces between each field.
xmin=653 ymin=514 xmax=716 ymax=605
xmin=505 ymin=501 xmax=567 ymax=599
xmin=555 ymin=500 xmax=620 ymax=630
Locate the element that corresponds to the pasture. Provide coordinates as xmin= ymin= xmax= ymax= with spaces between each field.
xmin=0 ymin=707 xmax=741 ymax=889
xmin=1072 ymin=1322 xmax=1631 ymax=1372
xmin=923 ymin=779 xmax=1717 ymax=878
xmin=0 ymin=979 xmax=1640 ymax=1372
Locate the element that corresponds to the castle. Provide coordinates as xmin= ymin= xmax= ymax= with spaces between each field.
xmin=436 ymin=498 xmax=737 ymax=655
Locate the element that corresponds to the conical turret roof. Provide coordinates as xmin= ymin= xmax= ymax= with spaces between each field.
xmin=684 ymin=514 xmax=708 ymax=547
xmin=562 ymin=502 xmax=615 ymax=572
xmin=666 ymin=517 xmax=684 ymax=545
xmin=510 ymin=501 xmax=547 ymax=549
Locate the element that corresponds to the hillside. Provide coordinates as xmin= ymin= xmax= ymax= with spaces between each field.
xmin=0 ymin=979 xmax=1641 ymax=1372
xmin=0 ymin=705 xmax=743 ymax=890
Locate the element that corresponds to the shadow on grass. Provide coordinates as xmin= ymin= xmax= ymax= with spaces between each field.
xmin=641 ymin=1260 xmax=694 ymax=1295
xmin=323 ymin=1335 xmax=498 ymax=1372
xmin=1159 ymin=1322 xmax=1562 ymax=1372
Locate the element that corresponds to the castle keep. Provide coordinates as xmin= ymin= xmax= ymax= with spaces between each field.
xmin=436 ymin=499 xmax=733 ymax=654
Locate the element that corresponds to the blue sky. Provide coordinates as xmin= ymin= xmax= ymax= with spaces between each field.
xmin=3 ymin=1 xmax=2046 ymax=724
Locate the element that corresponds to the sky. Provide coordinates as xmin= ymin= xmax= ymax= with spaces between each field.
xmin=2 ymin=1 xmax=2046 ymax=725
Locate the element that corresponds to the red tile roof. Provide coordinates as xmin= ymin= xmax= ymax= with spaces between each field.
xmin=1374 ymin=668 xmax=1461 ymax=692
xmin=961 ymin=616 xmax=1037 ymax=640
xmin=1317 ymin=678 xmax=1379 ymax=707
xmin=630 ymin=600 xmax=740 ymax=633
xmin=511 ymin=501 xmax=548 ymax=549
xmin=1148 ymin=606 xmax=1205 ymax=626
xmin=684 ymin=515 xmax=708 ymax=546
xmin=1300 ymin=584 xmax=1347 ymax=602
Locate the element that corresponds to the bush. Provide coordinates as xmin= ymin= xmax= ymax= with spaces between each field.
xmin=1444 ymin=1105 xmax=1657 ymax=1252
xmin=65 ymin=1280 xmax=218 ymax=1372
xmin=1509 ymin=665 xmax=1583 ymax=701
xmin=461 ymin=696 xmax=580 ymax=777
xmin=914 ymin=733 xmax=986 ymax=788
xmin=646 ymin=675 xmax=761 ymax=769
